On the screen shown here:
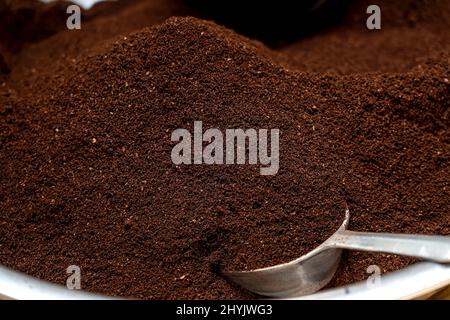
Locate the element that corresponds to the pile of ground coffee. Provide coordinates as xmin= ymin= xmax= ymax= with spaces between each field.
xmin=0 ymin=0 xmax=448 ymax=299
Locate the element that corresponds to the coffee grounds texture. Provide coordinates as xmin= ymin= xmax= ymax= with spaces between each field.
xmin=0 ymin=0 xmax=449 ymax=299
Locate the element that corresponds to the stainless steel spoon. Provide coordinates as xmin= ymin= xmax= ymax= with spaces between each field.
xmin=223 ymin=207 xmax=450 ymax=298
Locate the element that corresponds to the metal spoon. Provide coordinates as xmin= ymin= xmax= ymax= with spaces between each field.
xmin=223 ymin=207 xmax=450 ymax=298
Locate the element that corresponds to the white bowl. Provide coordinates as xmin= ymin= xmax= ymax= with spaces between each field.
xmin=1 ymin=262 xmax=449 ymax=300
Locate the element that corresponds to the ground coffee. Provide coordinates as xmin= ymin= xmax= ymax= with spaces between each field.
xmin=0 ymin=0 xmax=449 ymax=299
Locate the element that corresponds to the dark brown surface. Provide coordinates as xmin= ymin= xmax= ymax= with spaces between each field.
xmin=0 ymin=0 xmax=449 ymax=299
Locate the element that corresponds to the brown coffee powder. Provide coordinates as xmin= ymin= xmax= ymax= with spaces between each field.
xmin=0 ymin=0 xmax=449 ymax=299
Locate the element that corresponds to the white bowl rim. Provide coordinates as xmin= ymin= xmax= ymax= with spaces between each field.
xmin=1 ymin=262 xmax=449 ymax=300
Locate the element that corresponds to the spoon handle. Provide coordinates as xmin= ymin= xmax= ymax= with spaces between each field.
xmin=328 ymin=230 xmax=450 ymax=263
